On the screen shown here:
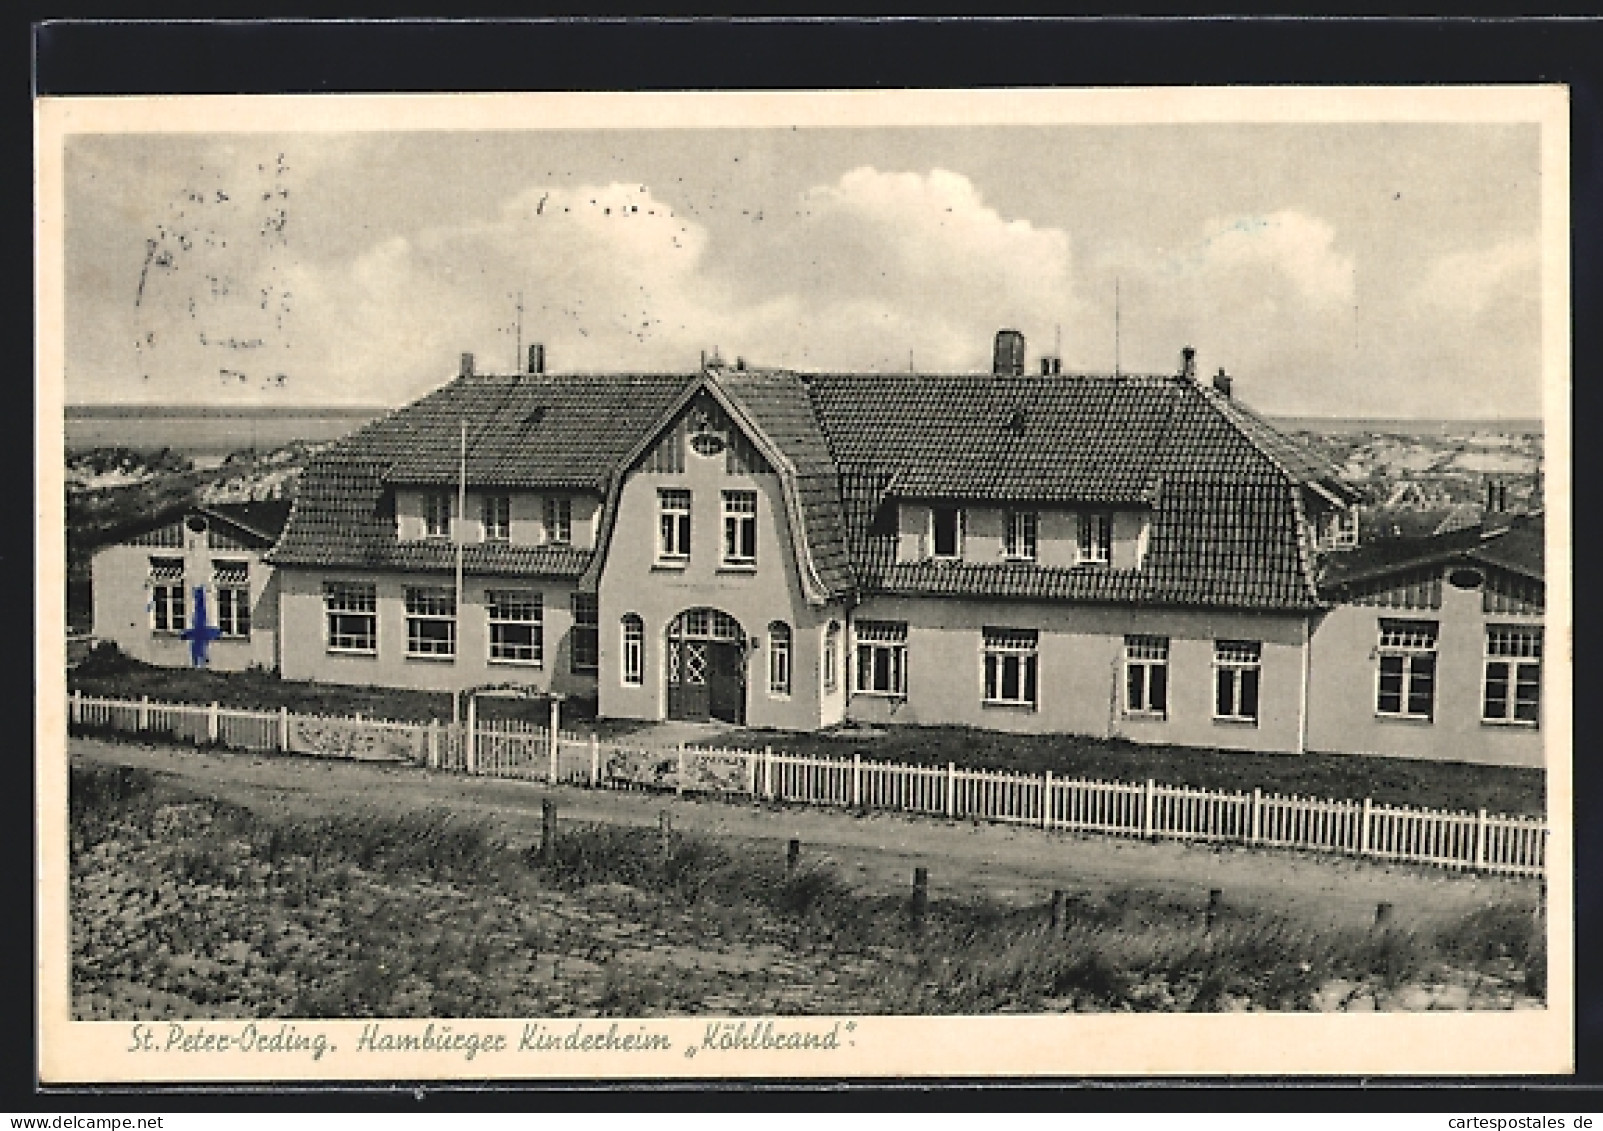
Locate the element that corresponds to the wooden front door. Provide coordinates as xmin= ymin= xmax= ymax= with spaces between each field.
xmin=666 ymin=608 xmax=746 ymax=724
xmin=707 ymin=642 xmax=746 ymax=724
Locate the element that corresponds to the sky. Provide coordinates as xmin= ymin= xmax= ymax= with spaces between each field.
xmin=62 ymin=122 xmax=1543 ymax=418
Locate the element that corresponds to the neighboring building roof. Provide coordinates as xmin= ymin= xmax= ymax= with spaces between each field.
xmin=97 ymin=499 xmax=292 ymax=551
xmin=1319 ymin=511 xmax=1544 ymax=593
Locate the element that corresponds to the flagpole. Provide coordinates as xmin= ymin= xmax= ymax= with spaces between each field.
xmin=452 ymin=418 xmax=467 ymax=725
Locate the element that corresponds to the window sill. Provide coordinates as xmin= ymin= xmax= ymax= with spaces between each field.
xmin=326 ymin=648 xmax=377 ymax=657
xmin=1122 ymin=710 xmax=1168 ymax=722
xmin=653 ymin=558 xmax=689 ymax=571
xmin=719 ymin=562 xmax=758 ymax=573
xmin=405 ymin=653 xmax=458 ymax=663
xmin=852 ymin=689 xmax=907 ymax=700
xmin=571 ymin=667 xmax=599 ymax=677
xmin=1001 ymin=556 xmax=1038 ymax=565
xmin=982 ymin=699 xmax=1038 ymax=712
xmin=1481 ymin=718 xmax=1539 ymax=729
xmin=488 ymin=658 xmax=543 ymax=669
xmin=1212 ymin=716 xmax=1259 ymax=727
xmin=1374 ymin=713 xmax=1434 ymax=725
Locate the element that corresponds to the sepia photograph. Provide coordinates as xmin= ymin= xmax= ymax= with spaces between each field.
xmin=35 ymin=86 xmax=1572 ymax=1082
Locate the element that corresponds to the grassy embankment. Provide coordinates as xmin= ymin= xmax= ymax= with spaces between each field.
xmin=71 ymin=763 xmax=1544 ymax=1019
xmin=69 ymin=648 xmax=1545 ymax=817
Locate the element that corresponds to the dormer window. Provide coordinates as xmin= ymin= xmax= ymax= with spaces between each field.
xmin=544 ymin=497 xmax=572 ymax=546
xmin=931 ymin=506 xmax=964 ymax=560
xmin=1003 ymin=510 xmax=1038 ymax=562
xmin=1078 ymin=513 xmax=1112 ymax=566
xmin=422 ymin=492 xmax=453 ymax=539
xmin=481 ymin=494 xmax=511 ymax=543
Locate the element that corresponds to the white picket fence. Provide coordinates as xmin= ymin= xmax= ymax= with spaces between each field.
xmin=68 ymin=690 xmax=1548 ymax=877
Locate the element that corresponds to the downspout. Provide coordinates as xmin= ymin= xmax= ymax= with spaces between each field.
xmin=1298 ymin=614 xmax=1312 ymax=755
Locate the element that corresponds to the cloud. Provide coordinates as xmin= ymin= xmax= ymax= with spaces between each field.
xmin=1414 ymin=239 xmax=1538 ymax=317
xmin=1168 ymin=210 xmax=1355 ymax=308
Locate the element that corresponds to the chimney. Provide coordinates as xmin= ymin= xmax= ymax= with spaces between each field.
xmin=527 ymin=343 xmax=545 ymax=375
xmin=1052 ymin=357 xmax=1062 ymax=375
xmin=993 ymin=329 xmax=1025 ymax=377
xmin=1040 ymin=358 xmax=1052 ymax=376
xmin=1486 ymin=477 xmax=1507 ymax=514
xmin=460 ymin=352 xmax=475 ymax=378
xmin=735 ymin=356 xmax=746 ymax=371
xmin=1180 ymin=346 xmax=1196 ymax=381
xmin=1212 ymin=367 xmax=1232 ymax=398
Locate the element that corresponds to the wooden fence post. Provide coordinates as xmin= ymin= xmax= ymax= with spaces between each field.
xmin=137 ymin=695 xmax=149 ymax=733
xmin=1050 ymin=889 xmax=1067 ymax=936
xmin=464 ymin=696 xmax=478 ymax=775
xmin=676 ymin=743 xmax=687 ymax=797
xmin=1142 ymin=779 xmax=1154 ymax=839
xmin=945 ymin=763 xmax=956 ymax=819
xmin=787 ymin=838 xmax=800 ymax=875
xmin=1374 ymin=902 xmax=1394 ymax=930
xmin=548 ymin=726 xmax=560 ymax=785
xmin=426 ymin=719 xmax=438 ymax=769
xmin=207 ymin=701 xmax=220 ymax=745
xmin=851 ymin=752 xmax=862 ymax=808
xmin=69 ymin=690 xmax=81 ymax=727
xmin=1474 ymin=808 xmax=1488 ymax=871
xmin=540 ymin=800 xmax=558 ymax=866
xmin=281 ymin=707 xmax=291 ymax=754
xmin=911 ymin=867 xmax=929 ymax=932
xmin=763 ymin=746 xmax=774 ymax=800
xmin=1360 ymin=798 xmax=1372 ymax=857
xmin=1250 ymin=788 xmax=1262 ymax=843
xmin=1041 ymin=770 xmax=1053 ymax=829
xmin=589 ymin=734 xmax=600 ymax=788
xmin=1205 ymin=888 xmax=1222 ymax=933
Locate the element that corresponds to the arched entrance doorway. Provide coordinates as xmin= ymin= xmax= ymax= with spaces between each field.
xmin=666 ymin=608 xmax=747 ymax=724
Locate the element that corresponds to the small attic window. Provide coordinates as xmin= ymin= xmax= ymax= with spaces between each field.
xmin=522 ymin=406 xmax=547 ymax=426
xmin=1004 ymin=407 xmax=1026 ymax=436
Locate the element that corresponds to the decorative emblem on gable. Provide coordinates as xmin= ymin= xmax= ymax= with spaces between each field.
xmin=688 ymin=407 xmax=727 ymax=458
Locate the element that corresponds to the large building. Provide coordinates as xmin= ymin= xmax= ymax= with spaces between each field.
xmin=112 ymin=330 xmax=1533 ymax=768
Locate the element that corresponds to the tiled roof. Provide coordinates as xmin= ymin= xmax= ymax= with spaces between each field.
xmin=1318 ymin=512 xmax=1544 ymax=593
xmin=807 ymin=373 xmax=1179 ymax=503
xmin=273 ymin=362 xmax=1350 ymax=610
xmin=715 ymin=370 xmax=856 ymax=595
xmin=358 ymin=373 xmax=693 ymax=488
xmin=206 ymin=500 xmax=294 ymax=541
xmin=1200 ymin=386 xmax=1361 ymax=498
xmin=824 ymin=376 xmax=1328 ymax=610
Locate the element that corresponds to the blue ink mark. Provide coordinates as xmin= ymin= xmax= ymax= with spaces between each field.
xmin=180 ymin=586 xmax=221 ymax=667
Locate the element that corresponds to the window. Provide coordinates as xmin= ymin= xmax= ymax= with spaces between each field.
xmin=854 ymin=620 xmax=908 ymax=696
xmin=212 ymin=560 xmax=251 ymax=639
xmin=722 ymin=490 xmax=757 ymax=565
xmin=481 ymin=494 xmax=511 ymax=543
xmin=931 ymin=506 xmax=963 ymax=559
xmin=621 ymin=614 xmax=645 ymax=686
xmin=658 ymin=488 xmax=691 ymax=561
xmin=1078 ymin=513 xmax=1112 ymax=565
xmin=768 ymin=621 xmax=792 ymax=696
xmin=544 ymin=497 xmax=572 ymax=546
xmin=324 ymin=582 xmax=377 ymax=654
xmin=1124 ymin=634 xmax=1169 ymax=717
xmin=1484 ymin=626 xmax=1541 ymax=726
xmin=982 ymin=627 xmax=1039 ymax=707
xmin=1003 ymin=510 xmax=1038 ymax=562
xmin=823 ymin=621 xmax=841 ymax=693
xmin=1376 ymin=619 xmax=1438 ymax=721
xmin=149 ymin=557 xmax=185 ymax=633
xmin=405 ymin=586 xmax=456 ymax=658
xmin=487 ymin=589 xmax=542 ymax=665
xmin=423 ymin=492 xmax=453 ymax=539
xmin=571 ymin=593 xmax=599 ymax=673
xmin=1213 ymin=639 xmax=1261 ymax=724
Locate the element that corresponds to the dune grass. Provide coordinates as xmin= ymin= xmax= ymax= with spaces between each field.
xmin=71 ymin=764 xmax=1543 ymax=1020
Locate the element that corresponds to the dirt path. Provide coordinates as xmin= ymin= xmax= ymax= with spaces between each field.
xmin=69 ymin=737 xmax=1536 ymax=930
